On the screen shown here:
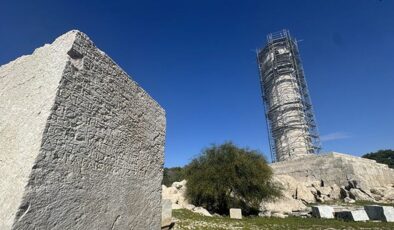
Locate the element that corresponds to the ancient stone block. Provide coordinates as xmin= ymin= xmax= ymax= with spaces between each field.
xmin=364 ymin=205 xmax=394 ymax=222
xmin=311 ymin=206 xmax=334 ymax=219
xmin=335 ymin=210 xmax=369 ymax=221
xmin=229 ymin=208 xmax=242 ymax=219
xmin=161 ymin=199 xmax=172 ymax=228
xmin=0 ymin=30 xmax=165 ymax=229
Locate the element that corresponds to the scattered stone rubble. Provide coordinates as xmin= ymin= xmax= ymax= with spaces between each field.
xmin=259 ymin=152 xmax=394 ymax=217
xmin=162 ymin=180 xmax=212 ymax=217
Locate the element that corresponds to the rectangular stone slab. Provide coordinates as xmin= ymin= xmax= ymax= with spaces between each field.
xmin=230 ymin=208 xmax=242 ymax=219
xmin=0 ymin=30 xmax=166 ymax=229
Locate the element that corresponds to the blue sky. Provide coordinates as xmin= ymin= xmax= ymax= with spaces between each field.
xmin=1 ymin=0 xmax=393 ymax=166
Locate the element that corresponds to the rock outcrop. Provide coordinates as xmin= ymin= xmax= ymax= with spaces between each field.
xmin=0 ymin=30 xmax=166 ymax=229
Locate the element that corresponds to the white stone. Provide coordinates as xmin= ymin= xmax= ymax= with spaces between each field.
xmin=0 ymin=30 xmax=166 ymax=229
xmin=349 ymin=188 xmax=374 ymax=201
xmin=271 ymin=213 xmax=287 ymax=218
xmin=172 ymin=180 xmax=187 ymax=190
xmin=193 ymin=207 xmax=212 ymax=217
xmin=260 ymin=195 xmax=308 ymax=215
xmin=364 ymin=205 xmax=394 ymax=222
xmin=335 ymin=210 xmax=369 ymax=221
xmin=229 ymin=208 xmax=242 ymax=219
xmin=161 ymin=199 xmax=172 ymax=228
xmin=344 ymin=197 xmax=356 ymax=203
xmin=329 ymin=184 xmax=342 ymax=200
xmin=184 ymin=204 xmax=196 ymax=210
xmin=312 ymin=206 xmax=334 ymax=219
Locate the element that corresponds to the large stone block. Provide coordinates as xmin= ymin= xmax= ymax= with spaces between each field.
xmin=364 ymin=205 xmax=394 ymax=222
xmin=0 ymin=30 xmax=166 ymax=229
xmin=311 ymin=206 xmax=334 ymax=219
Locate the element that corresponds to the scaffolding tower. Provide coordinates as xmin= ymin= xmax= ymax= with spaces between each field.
xmin=257 ymin=29 xmax=321 ymax=162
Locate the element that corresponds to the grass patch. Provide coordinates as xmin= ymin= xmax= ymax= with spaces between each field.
xmin=173 ymin=209 xmax=394 ymax=230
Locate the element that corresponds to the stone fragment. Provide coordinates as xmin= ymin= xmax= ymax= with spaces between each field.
xmin=329 ymin=184 xmax=342 ymax=200
xmin=272 ymin=175 xmax=315 ymax=203
xmin=260 ymin=195 xmax=308 ymax=216
xmin=229 ymin=208 xmax=242 ymax=219
xmin=271 ymin=213 xmax=287 ymax=218
xmin=193 ymin=207 xmax=212 ymax=217
xmin=364 ymin=205 xmax=394 ymax=222
xmin=172 ymin=180 xmax=187 ymax=190
xmin=161 ymin=199 xmax=173 ymax=228
xmin=344 ymin=197 xmax=356 ymax=203
xmin=311 ymin=206 xmax=334 ymax=219
xmin=0 ymin=30 xmax=166 ymax=229
xmin=184 ymin=204 xmax=196 ymax=210
xmin=349 ymin=188 xmax=374 ymax=201
xmin=335 ymin=210 xmax=369 ymax=221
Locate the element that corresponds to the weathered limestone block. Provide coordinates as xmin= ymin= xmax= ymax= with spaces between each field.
xmin=335 ymin=210 xmax=369 ymax=222
xmin=311 ymin=206 xmax=334 ymax=219
xmin=364 ymin=205 xmax=394 ymax=222
xmin=161 ymin=199 xmax=172 ymax=229
xmin=229 ymin=208 xmax=242 ymax=219
xmin=0 ymin=30 xmax=166 ymax=229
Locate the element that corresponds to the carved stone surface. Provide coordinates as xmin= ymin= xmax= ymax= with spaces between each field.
xmin=0 ymin=30 xmax=165 ymax=229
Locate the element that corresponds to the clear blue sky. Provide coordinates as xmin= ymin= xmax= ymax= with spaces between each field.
xmin=1 ymin=0 xmax=393 ymax=166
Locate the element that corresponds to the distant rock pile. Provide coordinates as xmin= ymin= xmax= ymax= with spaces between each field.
xmin=260 ymin=152 xmax=394 ymax=217
xmin=162 ymin=180 xmax=212 ymax=217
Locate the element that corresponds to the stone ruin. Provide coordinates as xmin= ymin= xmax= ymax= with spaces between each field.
xmin=260 ymin=152 xmax=394 ymax=218
xmin=0 ymin=30 xmax=166 ymax=229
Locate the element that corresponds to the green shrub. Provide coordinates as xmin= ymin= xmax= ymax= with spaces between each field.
xmin=184 ymin=142 xmax=280 ymax=215
xmin=163 ymin=167 xmax=185 ymax=187
xmin=362 ymin=149 xmax=394 ymax=169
